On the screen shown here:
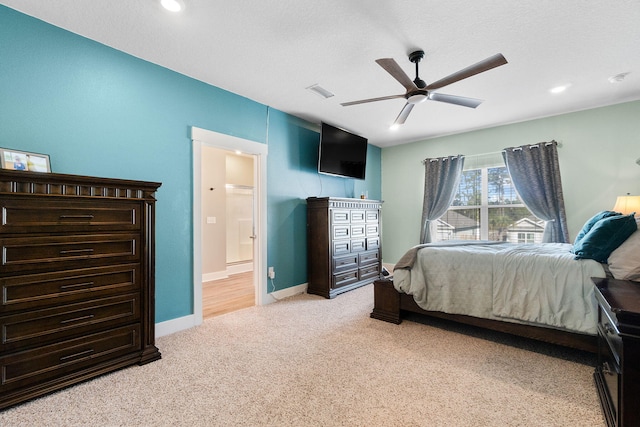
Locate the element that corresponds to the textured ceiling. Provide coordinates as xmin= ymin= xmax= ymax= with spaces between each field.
xmin=2 ymin=0 xmax=640 ymax=147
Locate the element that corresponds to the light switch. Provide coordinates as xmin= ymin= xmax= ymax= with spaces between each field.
xmin=206 ymin=216 xmax=216 ymax=224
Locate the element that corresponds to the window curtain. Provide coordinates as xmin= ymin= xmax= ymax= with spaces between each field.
xmin=502 ymin=141 xmax=569 ymax=243
xmin=420 ymin=155 xmax=465 ymax=243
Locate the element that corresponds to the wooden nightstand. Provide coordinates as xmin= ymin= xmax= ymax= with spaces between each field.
xmin=593 ymin=277 xmax=640 ymax=427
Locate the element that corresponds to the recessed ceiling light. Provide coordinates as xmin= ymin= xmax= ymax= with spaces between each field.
xmin=549 ymin=84 xmax=571 ymax=94
xmin=161 ymin=0 xmax=184 ymax=12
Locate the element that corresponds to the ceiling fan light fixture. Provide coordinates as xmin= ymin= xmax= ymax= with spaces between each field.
xmin=407 ymin=93 xmax=428 ymax=104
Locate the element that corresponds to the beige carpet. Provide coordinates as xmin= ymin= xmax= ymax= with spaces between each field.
xmin=0 ymin=285 xmax=604 ymax=426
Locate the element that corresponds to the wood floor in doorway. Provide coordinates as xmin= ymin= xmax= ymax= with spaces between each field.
xmin=203 ymin=271 xmax=254 ymax=319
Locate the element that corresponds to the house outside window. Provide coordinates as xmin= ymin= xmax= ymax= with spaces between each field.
xmin=437 ymin=153 xmax=544 ymax=243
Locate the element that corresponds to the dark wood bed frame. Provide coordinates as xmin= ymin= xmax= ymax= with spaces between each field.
xmin=370 ymin=278 xmax=597 ymax=353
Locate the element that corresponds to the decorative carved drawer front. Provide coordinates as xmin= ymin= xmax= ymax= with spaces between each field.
xmin=0 ymin=264 xmax=140 ymax=313
xmin=366 ymin=237 xmax=380 ymax=250
xmin=351 ymin=224 xmax=366 ymax=238
xmin=366 ymin=224 xmax=379 ymax=236
xmin=333 ymin=240 xmax=351 ymax=256
xmin=332 ymin=254 xmax=358 ymax=274
xmin=332 ymin=225 xmax=350 ymax=240
xmin=359 ymin=264 xmax=380 ymax=281
xmin=366 ymin=210 xmax=379 ymax=222
xmin=0 ymin=293 xmax=140 ymax=352
xmin=331 ymin=209 xmax=350 ymax=224
xmin=350 ymin=210 xmax=365 ymax=223
xmin=351 ymin=239 xmax=366 ymax=253
xmin=333 ymin=270 xmax=358 ymax=289
xmin=0 ymin=234 xmax=139 ymax=273
xmin=359 ymin=250 xmax=380 ymax=266
xmin=0 ymin=324 xmax=141 ymax=391
xmin=1 ymin=198 xmax=140 ymax=233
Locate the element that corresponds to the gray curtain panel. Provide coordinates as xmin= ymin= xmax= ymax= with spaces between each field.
xmin=420 ymin=155 xmax=465 ymax=243
xmin=502 ymin=141 xmax=570 ymax=243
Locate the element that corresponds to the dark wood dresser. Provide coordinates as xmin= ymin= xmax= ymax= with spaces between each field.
xmin=306 ymin=197 xmax=382 ymax=298
xmin=593 ymin=277 xmax=640 ymax=427
xmin=0 ymin=170 xmax=161 ymax=409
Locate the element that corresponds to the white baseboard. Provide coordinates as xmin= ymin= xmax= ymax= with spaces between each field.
xmin=202 ymin=271 xmax=227 ymax=282
xmin=202 ymin=262 xmax=253 ymax=282
xmin=265 ymin=282 xmax=307 ymax=303
xmin=155 ymin=314 xmax=197 ymax=338
xmin=155 ymin=282 xmax=308 ymax=337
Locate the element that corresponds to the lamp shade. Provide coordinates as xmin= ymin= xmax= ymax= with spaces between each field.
xmin=613 ymin=195 xmax=640 ymax=216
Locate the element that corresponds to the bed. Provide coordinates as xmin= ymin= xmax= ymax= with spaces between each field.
xmin=371 ymin=212 xmax=640 ymax=353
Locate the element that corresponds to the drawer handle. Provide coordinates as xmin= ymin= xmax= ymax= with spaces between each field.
xmin=60 ymin=314 xmax=95 ymax=324
xmin=60 ymin=348 xmax=94 ymax=362
xmin=602 ymin=361 xmax=614 ymax=375
xmin=60 ymin=281 xmax=94 ymax=290
xmin=59 ymin=248 xmax=94 ymax=255
xmin=59 ymin=215 xmax=95 ymax=220
xmin=604 ymin=322 xmax=616 ymax=335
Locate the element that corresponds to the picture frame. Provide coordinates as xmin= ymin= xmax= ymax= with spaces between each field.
xmin=0 ymin=148 xmax=51 ymax=172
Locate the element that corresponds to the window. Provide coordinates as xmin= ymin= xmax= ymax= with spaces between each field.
xmin=437 ymin=154 xmax=544 ymax=243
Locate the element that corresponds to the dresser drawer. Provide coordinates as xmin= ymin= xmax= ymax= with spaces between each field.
xmin=359 ymin=250 xmax=380 ymax=266
xmin=1 ymin=198 xmax=141 ymax=233
xmin=331 ymin=209 xmax=350 ymax=224
xmin=351 ymin=224 xmax=366 ymax=238
xmin=0 ymin=324 xmax=141 ymax=392
xmin=597 ymin=330 xmax=620 ymax=424
xmin=366 ymin=210 xmax=379 ymax=223
xmin=0 ymin=233 xmax=139 ymax=273
xmin=1 ymin=264 xmax=140 ymax=313
xmin=350 ymin=210 xmax=366 ymax=223
xmin=366 ymin=236 xmax=380 ymax=250
xmin=333 ymin=270 xmax=359 ymax=289
xmin=0 ymin=293 xmax=140 ymax=352
xmin=359 ymin=264 xmax=380 ymax=281
xmin=332 ymin=254 xmax=358 ymax=274
xmin=598 ymin=304 xmax=622 ymax=365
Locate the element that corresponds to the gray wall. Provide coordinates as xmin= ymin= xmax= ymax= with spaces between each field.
xmin=381 ymin=100 xmax=640 ymax=263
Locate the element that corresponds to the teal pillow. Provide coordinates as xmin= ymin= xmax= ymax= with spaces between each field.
xmin=573 ymin=213 xmax=638 ymax=263
xmin=574 ymin=210 xmax=621 ymax=245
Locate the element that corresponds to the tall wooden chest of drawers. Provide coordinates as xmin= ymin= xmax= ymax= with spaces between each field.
xmin=593 ymin=277 xmax=640 ymax=427
xmin=306 ymin=197 xmax=382 ymax=298
xmin=0 ymin=170 xmax=161 ymax=409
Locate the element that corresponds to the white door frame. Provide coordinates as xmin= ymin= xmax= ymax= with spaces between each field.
xmin=191 ymin=126 xmax=269 ymax=326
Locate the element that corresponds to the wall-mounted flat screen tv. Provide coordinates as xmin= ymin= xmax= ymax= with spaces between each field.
xmin=318 ymin=122 xmax=367 ymax=180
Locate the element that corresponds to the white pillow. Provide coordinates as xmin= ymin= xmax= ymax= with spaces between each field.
xmin=608 ymin=219 xmax=640 ymax=281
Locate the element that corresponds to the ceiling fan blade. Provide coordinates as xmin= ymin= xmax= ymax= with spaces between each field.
xmin=393 ymin=103 xmax=414 ymax=125
xmin=341 ymin=94 xmax=405 ymax=106
xmin=376 ymin=58 xmax=418 ymax=92
xmin=428 ymin=92 xmax=484 ymax=108
xmin=425 ymin=53 xmax=508 ymax=91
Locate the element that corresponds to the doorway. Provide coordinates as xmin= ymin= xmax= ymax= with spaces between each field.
xmin=191 ymin=126 xmax=269 ymax=326
xmin=201 ymin=148 xmax=255 ymax=319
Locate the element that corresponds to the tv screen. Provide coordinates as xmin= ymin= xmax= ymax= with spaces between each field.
xmin=318 ymin=122 xmax=367 ymax=179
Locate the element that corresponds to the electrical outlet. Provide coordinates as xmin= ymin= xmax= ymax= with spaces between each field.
xmin=268 ymin=267 xmax=275 ymax=279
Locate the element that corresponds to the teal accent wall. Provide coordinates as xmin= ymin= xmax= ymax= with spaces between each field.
xmin=266 ymin=110 xmax=381 ymax=291
xmin=0 ymin=6 xmax=382 ymax=321
xmin=382 ymin=100 xmax=640 ymax=264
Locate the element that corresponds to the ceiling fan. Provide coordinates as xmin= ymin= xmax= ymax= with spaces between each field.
xmin=341 ymin=50 xmax=508 ymax=126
